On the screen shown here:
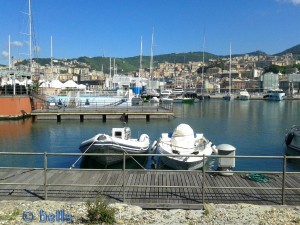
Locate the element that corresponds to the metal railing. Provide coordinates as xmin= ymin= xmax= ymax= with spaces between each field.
xmin=0 ymin=152 xmax=299 ymax=206
xmin=32 ymin=101 xmax=174 ymax=113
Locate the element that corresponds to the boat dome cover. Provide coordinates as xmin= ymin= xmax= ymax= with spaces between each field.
xmin=171 ymin=124 xmax=195 ymax=153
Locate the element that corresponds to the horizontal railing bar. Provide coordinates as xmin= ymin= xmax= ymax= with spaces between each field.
xmin=47 ymin=184 xmax=121 ymax=188
xmin=1 ymin=151 xmax=300 ymax=159
xmin=0 ymin=183 xmax=42 ymax=186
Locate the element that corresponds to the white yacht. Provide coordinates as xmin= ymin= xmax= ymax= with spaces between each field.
xmin=238 ymin=89 xmax=250 ymax=100
xmin=172 ymin=86 xmax=184 ymax=96
xmin=263 ymin=89 xmax=285 ymax=101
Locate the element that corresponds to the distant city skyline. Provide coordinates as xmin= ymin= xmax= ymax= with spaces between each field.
xmin=0 ymin=0 xmax=300 ymax=65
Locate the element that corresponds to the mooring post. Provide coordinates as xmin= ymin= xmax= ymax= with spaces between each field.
xmin=57 ymin=114 xmax=61 ymax=122
xmin=102 ymin=115 xmax=106 ymax=122
xmin=146 ymin=114 xmax=150 ymax=121
xmin=80 ymin=115 xmax=84 ymax=122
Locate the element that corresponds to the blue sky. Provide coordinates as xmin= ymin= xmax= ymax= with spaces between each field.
xmin=1 ymin=0 xmax=300 ymax=65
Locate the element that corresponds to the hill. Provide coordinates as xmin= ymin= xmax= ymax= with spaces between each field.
xmin=275 ymin=44 xmax=300 ymax=58
xmin=17 ymin=44 xmax=300 ymax=73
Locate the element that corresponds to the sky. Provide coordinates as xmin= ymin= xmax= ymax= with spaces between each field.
xmin=0 ymin=0 xmax=300 ymax=65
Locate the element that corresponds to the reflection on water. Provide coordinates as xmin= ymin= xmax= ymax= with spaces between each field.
xmin=79 ymin=155 xmax=149 ymax=170
xmin=0 ymin=100 xmax=300 ymax=172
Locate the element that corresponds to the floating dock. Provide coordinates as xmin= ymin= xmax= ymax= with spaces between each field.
xmin=0 ymin=168 xmax=299 ymax=209
xmin=31 ymin=105 xmax=174 ymax=121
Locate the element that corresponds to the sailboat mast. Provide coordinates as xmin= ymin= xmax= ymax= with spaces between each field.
xmin=29 ymin=0 xmax=32 ymax=76
xmin=139 ymin=36 xmax=143 ymax=80
xmin=229 ymin=43 xmax=232 ymax=94
xmin=8 ymin=35 xmax=11 ymax=70
xmin=50 ymin=35 xmax=53 ymax=80
xmin=201 ymin=34 xmax=205 ymax=97
xmin=150 ymin=29 xmax=154 ymax=89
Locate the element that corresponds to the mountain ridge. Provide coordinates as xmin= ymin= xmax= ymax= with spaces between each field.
xmin=16 ymin=44 xmax=300 ymax=73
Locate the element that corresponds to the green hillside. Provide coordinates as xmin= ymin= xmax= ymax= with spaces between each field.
xmin=16 ymin=44 xmax=300 ymax=73
xmin=275 ymin=44 xmax=300 ymax=58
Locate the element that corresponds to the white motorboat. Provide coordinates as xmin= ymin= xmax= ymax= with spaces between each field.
xmin=155 ymin=123 xmax=217 ymax=170
xmin=160 ymin=90 xmax=174 ymax=104
xmin=237 ymin=89 xmax=250 ymax=100
xmin=172 ymin=86 xmax=184 ymax=95
xmin=285 ymin=125 xmax=300 ymax=154
xmin=79 ymin=127 xmax=150 ymax=166
xmin=263 ymin=89 xmax=285 ymax=101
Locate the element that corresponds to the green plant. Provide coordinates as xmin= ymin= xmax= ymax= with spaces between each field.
xmin=0 ymin=208 xmax=21 ymax=221
xmin=203 ymin=204 xmax=210 ymax=216
xmin=86 ymin=195 xmax=116 ymax=224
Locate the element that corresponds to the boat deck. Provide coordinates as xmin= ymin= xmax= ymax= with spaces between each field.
xmin=0 ymin=168 xmax=299 ymax=209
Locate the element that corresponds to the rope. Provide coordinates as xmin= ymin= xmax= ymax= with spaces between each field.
xmin=246 ymin=173 xmax=270 ymax=183
xmin=70 ymin=138 xmax=97 ymax=169
xmin=112 ymin=137 xmax=147 ymax=170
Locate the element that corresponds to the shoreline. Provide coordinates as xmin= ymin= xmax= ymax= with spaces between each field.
xmin=1 ymin=200 xmax=300 ymax=224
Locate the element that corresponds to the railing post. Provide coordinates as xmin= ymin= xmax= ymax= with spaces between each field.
xmin=282 ymin=155 xmax=287 ymax=205
xmin=202 ymin=154 xmax=206 ymax=204
xmin=44 ymin=152 xmax=48 ymax=200
xmin=123 ymin=152 xmax=126 ymax=203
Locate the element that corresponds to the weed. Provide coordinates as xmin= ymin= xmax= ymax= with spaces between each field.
xmin=0 ymin=208 xmax=21 ymax=221
xmin=86 ymin=195 xmax=116 ymax=224
xmin=203 ymin=204 xmax=210 ymax=216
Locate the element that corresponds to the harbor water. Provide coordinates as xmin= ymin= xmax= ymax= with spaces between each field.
xmin=0 ymin=99 xmax=299 ymax=172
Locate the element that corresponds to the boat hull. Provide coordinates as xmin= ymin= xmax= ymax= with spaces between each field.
xmin=157 ymin=148 xmax=205 ymax=170
xmin=285 ymin=126 xmax=300 ymax=155
xmin=79 ymin=134 xmax=149 ymax=166
xmin=156 ymin=128 xmax=216 ymax=170
xmin=238 ymin=95 xmax=250 ymax=100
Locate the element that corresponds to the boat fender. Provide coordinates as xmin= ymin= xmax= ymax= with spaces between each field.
xmin=150 ymin=140 xmax=158 ymax=152
xmin=285 ymin=132 xmax=294 ymax=145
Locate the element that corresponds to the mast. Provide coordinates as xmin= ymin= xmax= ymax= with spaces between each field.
xmin=8 ymin=35 xmax=11 ymax=70
xmin=29 ymin=0 xmax=32 ymax=76
xmin=149 ymin=29 xmax=154 ymax=90
xmin=229 ymin=42 xmax=232 ymax=95
xmin=201 ymin=34 xmax=205 ymax=98
xmin=109 ymin=57 xmax=112 ymax=89
xmin=139 ymin=36 xmax=143 ymax=80
xmin=50 ymin=35 xmax=53 ymax=80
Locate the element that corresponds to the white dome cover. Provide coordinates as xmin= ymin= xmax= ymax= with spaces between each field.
xmin=171 ymin=124 xmax=195 ymax=154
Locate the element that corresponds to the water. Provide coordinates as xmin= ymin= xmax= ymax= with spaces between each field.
xmin=0 ymin=100 xmax=299 ymax=171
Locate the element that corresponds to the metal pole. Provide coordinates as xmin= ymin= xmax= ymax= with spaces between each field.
xmin=202 ymin=154 xmax=206 ymax=204
xmin=282 ymin=155 xmax=287 ymax=205
xmin=123 ymin=152 xmax=126 ymax=202
xmin=44 ymin=152 xmax=48 ymax=200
